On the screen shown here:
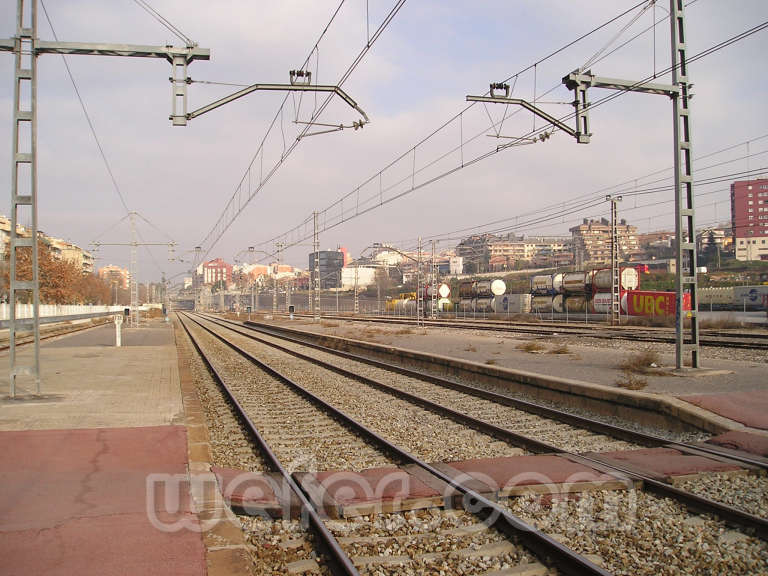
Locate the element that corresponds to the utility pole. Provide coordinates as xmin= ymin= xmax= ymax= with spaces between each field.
xmin=430 ymin=240 xmax=438 ymax=319
xmin=1 ymin=1 xmax=209 ymax=396
xmin=606 ymin=195 xmax=622 ymax=326
xmin=669 ymin=0 xmax=699 ymax=369
xmin=313 ymin=211 xmax=321 ymax=320
xmin=194 ymin=246 xmax=202 ymax=312
xmin=91 ymin=212 xmax=176 ymax=328
xmin=129 ymin=212 xmax=139 ymax=327
xmin=273 ymin=242 xmax=283 ymax=315
xmin=468 ymin=0 xmax=700 ymax=369
xmin=416 ymin=237 xmax=423 ymax=327
xmin=354 ymin=265 xmax=359 ymax=315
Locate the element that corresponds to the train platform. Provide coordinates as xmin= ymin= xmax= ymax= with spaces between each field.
xmin=256 ymin=316 xmax=768 ymax=436
xmin=0 ymin=320 xmax=215 ymax=576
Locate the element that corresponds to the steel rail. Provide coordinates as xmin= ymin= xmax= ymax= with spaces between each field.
xmin=182 ymin=312 xmax=611 ymax=576
xmin=280 ymin=312 xmax=768 ymax=350
xmin=217 ymin=315 xmax=768 ymax=471
xmin=176 ymin=314 xmax=361 ymax=576
xmin=199 ymin=314 xmax=768 ymax=538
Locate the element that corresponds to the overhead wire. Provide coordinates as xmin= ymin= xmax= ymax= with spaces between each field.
xmin=194 ymin=0 xmax=359 ymax=260
xmin=335 ymin=134 xmax=767 ymax=256
xmin=42 ymin=1 xmax=182 ymax=280
xmin=260 ymin=0 xmax=763 ymax=259
xmin=256 ymin=1 xmax=670 ymax=252
xmin=132 ymin=0 xmax=194 ymax=46
xmin=40 ymin=0 xmax=131 ymax=216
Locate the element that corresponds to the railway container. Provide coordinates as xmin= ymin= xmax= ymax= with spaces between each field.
xmin=491 ymin=279 xmax=507 ymax=296
xmin=625 ymin=290 xmax=691 ymax=317
xmin=474 ymin=297 xmax=494 ymax=312
xmin=531 ymin=274 xmax=554 ymax=295
xmin=562 ymin=271 xmax=587 ymax=294
xmin=424 ymin=284 xmax=449 ymax=298
xmin=492 ymin=293 xmax=532 ymax=314
xmin=552 ymin=294 xmax=565 ymax=313
xmin=697 ymin=286 xmax=733 ymax=306
xmin=590 ymin=292 xmax=628 ymax=314
xmin=531 ymin=295 xmax=553 ymax=312
xmin=490 ymin=293 xmax=531 ymax=314
xmin=697 ymin=285 xmax=768 ymax=310
xmin=591 ymin=268 xmax=639 ymax=291
xmin=733 ymin=286 xmax=768 ymax=310
xmin=458 ymin=281 xmax=475 ymax=299
xmin=564 ymin=295 xmax=588 ymax=313
xmin=458 ymin=298 xmax=475 ymax=311
xmin=552 ymin=273 xmax=564 ymax=294
xmin=474 ymin=280 xmax=493 ymax=298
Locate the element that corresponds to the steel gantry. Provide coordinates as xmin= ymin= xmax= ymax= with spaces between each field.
xmin=0 ymin=0 xmax=209 ymax=396
xmin=466 ymin=0 xmax=699 ymax=369
xmin=606 ymin=195 xmax=623 ymax=326
xmin=90 ymin=212 xmax=177 ymax=329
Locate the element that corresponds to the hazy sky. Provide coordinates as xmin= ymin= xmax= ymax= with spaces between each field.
xmin=1 ymin=0 xmax=766 ymax=282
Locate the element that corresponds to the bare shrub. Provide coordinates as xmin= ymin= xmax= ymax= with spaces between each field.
xmin=618 ymin=349 xmax=661 ymax=374
xmin=549 ymin=344 xmax=571 ymax=355
xmin=616 ymin=370 xmax=648 ymax=390
xmin=516 ymin=341 xmax=545 ymax=353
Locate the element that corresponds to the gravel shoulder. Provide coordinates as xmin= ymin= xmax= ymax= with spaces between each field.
xmin=259 ymin=316 xmax=768 ymax=398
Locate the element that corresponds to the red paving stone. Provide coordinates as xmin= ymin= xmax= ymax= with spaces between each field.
xmin=441 ymin=455 xmax=625 ymax=494
xmin=295 ymin=466 xmax=445 ymax=517
xmin=679 ymin=390 xmax=768 ymax=430
xmin=311 ymin=467 xmax=440 ymax=506
xmin=587 ymin=447 xmax=742 ymax=479
xmin=706 ymin=430 xmax=768 ymax=457
xmin=212 ymin=466 xmax=297 ymax=517
xmin=0 ymin=425 xmax=205 ymax=576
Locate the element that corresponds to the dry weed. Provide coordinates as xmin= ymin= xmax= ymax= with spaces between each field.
xmin=516 ymin=341 xmax=545 ymax=353
xmin=548 ymin=344 xmax=571 ymax=355
xmin=616 ymin=370 xmax=648 ymax=390
xmin=618 ymin=349 xmax=661 ymax=374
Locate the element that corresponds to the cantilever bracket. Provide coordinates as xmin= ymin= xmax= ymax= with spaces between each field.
xmin=184 ymin=72 xmax=370 ymax=130
xmin=560 ymin=69 xmax=680 ymax=145
xmin=466 ymin=94 xmax=588 ymax=144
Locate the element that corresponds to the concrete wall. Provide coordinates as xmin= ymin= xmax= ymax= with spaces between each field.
xmin=0 ymin=304 xmax=127 ymax=320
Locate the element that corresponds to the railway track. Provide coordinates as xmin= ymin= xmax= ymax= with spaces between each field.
xmin=210 ymin=314 xmax=768 ymax=471
xmin=181 ymin=311 xmax=767 ymax=574
xmin=278 ymin=312 xmax=768 ymax=351
xmin=0 ymin=317 xmax=112 ymax=351
xmin=178 ymin=313 xmax=611 ymax=575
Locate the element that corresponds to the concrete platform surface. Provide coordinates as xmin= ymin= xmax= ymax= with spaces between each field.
xmin=0 ymin=425 xmax=205 ymax=576
xmin=679 ymin=390 xmax=768 ymax=431
xmin=0 ymin=320 xmax=182 ymax=431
